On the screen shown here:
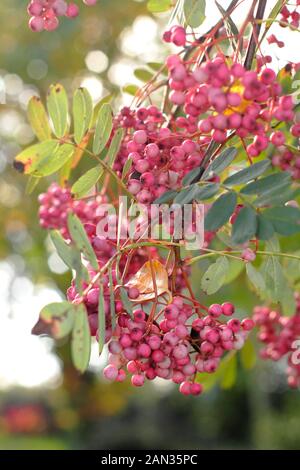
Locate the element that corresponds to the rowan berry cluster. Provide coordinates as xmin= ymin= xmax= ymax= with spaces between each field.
xmin=280 ymin=2 xmax=300 ymax=29
xmin=254 ymin=293 xmax=300 ymax=389
xmin=102 ymin=299 xmax=254 ymax=395
xmin=164 ymin=50 xmax=296 ymax=158
xmin=271 ymin=145 xmax=300 ymax=180
xmin=27 ymin=0 xmax=97 ymax=32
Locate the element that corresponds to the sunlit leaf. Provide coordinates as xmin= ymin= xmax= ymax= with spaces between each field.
xmin=71 ymin=165 xmax=103 ymax=198
xmin=27 ymin=96 xmax=52 ymax=141
xmin=13 ymin=140 xmax=59 ymax=175
xmin=93 ymin=103 xmax=113 ymax=155
xmin=46 ymin=83 xmax=69 ymax=138
xmin=73 ymin=87 xmax=93 ymax=144
xmin=30 ymin=143 xmax=74 ymax=177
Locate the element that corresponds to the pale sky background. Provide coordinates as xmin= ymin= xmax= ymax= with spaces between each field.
xmin=0 ymin=0 xmax=298 ymax=390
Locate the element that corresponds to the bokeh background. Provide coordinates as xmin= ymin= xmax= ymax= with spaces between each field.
xmin=0 ymin=0 xmax=300 ymax=450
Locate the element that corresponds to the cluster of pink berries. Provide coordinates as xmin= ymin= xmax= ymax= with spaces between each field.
xmin=114 ymin=105 xmax=212 ymax=205
xmin=254 ymin=293 xmax=300 ymax=389
xmin=280 ymin=2 xmax=300 ymax=29
xmin=161 ymin=43 xmax=296 ymax=157
xmin=38 ymin=183 xmax=109 ymax=239
xmin=103 ymin=299 xmax=254 ymax=395
xmin=27 ymin=0 xmax=97 ymax=32
xmin=37 ymin=182 xmax=255 ymax=395
xmin=271 ymin=145 xmax=300 ymax=181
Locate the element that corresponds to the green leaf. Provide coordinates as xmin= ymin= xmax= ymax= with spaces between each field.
xmin=224 ymin=160 xmax=271 ymax=186
xmin=174 ymin=184 xmax=202 ymax=205
xmin=184 ymin=0 xmax=206 ymax=27
xmin=71 ymin=304 xmax=91 ymax=373
xmin=182 ymin=167 xmax=202 ymax=186
xmin=154 ymin=190 xmax=178 ymax=204
xmin=231 ymin=207 xmax=257 ymax=245
xmin=205 ymin=192 xmax=237 ymax=231
xmin=256 ymin=214 xmax=275 ymax=240
xmin=46 ymin=83 xmax=69 ymax=138
xmin=71 ymin=165 xmax=103 ymax=198
xmin=98 ymin=283 xmax=106 ymax=356
xmin=224 ymin=259 xmax=244 ymax=285
xmin=240 ymin=172 xmax=291 ymax=195
xmin=261 ymin=256 xmax=286 ymax=302
xmin=30 ymin=143 xmax=74 ymax=177
xmin=195 ymin=183 xmax=220 ymax=201
xmin=13 ymin=140 xmax=59 ymax=175
xmin=50 ymin=231 xmax=89 ymax=293
xmin=147 ymin=0 xmax=172 ymax=13
xmin=50 ymin=230 xmax=76 ymax=270
xmin=106 ymin=128 xmax=124 ymax=168
xmin=93 ymin=103 xmax=113 ymax=155
xmin=27 ymin=96 xmax=51 ymax=141
xmin=201 ymin=256 xmax=229 ymax=295
xmin=67 ymin=213 xmax=99 ymax=271
xmin=122 ymin=84 xmax=139 ymax=96
xmin=134 ymin=68 xmax=153 ymax=82
xmin=39 ymin=301 xmax=75 ymax=340
xmin=202 ymin=147 xmax=237 ymax=180
xmin=254 ymin=186 xmax=299 ymax=208
xmin=240 ymin=340 xmax=256 ymax=370
xmin=246 ymin=263 xmax=266 ymax=295
xmin=220 ymin=354 xmax=237 ymax=389
xmin=122 ymin=157 xmax=133 ymax=180
xmin=263 ymin=206 xmax=300 ymax=236
xmin=73 ymin=87 xmax=93 ymax=145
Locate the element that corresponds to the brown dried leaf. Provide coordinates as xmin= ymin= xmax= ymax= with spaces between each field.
xmin=126 ymin=260 xmax=171 ymax=303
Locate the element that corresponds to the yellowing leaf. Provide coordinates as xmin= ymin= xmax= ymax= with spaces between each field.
xmin=126 ymin=260 xmax=171 ymax=303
